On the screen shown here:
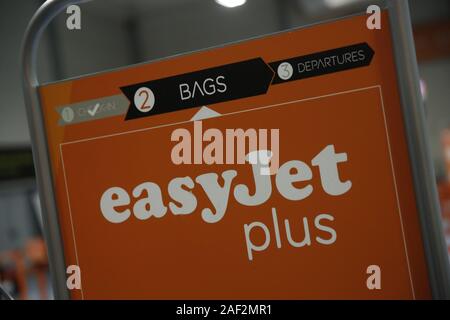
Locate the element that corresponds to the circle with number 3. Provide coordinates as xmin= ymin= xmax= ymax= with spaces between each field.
xmin=134 ymin=87 xmax=155 ymax=113
xmin=277 ymin=62 xmax=293 ymax=81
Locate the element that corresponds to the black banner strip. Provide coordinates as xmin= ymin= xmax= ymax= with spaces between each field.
xmin=269 ymin=42 xmax=375 ymax=84
xmin=121 ymin=58 xmax=274 ymax=120
xmin=121 ymin=43 xmax=374 ymax=121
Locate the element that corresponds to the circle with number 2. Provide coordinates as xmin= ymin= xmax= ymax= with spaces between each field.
xmin=134 ymin=87 xmax=155 ymax=113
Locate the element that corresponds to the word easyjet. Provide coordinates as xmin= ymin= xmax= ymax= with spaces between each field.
xmin=100 ymin=145 xmax=350 ymax=223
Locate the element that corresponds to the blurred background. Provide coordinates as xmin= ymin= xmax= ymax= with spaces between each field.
xmin=0 ymin=0 xmax=449 ymax=299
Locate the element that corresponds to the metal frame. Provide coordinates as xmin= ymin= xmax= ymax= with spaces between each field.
xmin=0 ymin=283 xmax=13 ymax=300
xmin=21 ymin=0 xmax=86 ymax=300
xmin=21 ymin=0 xmax=450 ymax=299
xmin=387 ymin=0 xmax=450 ymax=299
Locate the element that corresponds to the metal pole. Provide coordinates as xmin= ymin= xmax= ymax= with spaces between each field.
xmin=21 ymin=0 xmax=88 ymax=300
xmin=388 ymin=0 xmax=450 ymax=299
xmin=0 ymin=283 xmax=13 ymax=300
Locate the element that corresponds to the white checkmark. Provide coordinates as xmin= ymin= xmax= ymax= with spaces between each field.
xmin=87 ymin=103 xmax=100 ymax=116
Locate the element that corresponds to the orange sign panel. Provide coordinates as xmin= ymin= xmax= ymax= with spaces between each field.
xmin=39 ymin=11 xmax=430 ymax=299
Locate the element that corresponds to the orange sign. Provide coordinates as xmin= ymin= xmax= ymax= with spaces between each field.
xmin=39 ymin=11 xmax=430 ymax=299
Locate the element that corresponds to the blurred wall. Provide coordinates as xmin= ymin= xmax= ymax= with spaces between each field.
xmin=420 ymin=60 xmax=450 ymax=179
xmin=0 ymin=1 xmax=45 ymax=146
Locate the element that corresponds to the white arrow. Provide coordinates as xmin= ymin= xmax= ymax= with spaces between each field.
xmin=190 ymin=106 xmax=222 ymax=121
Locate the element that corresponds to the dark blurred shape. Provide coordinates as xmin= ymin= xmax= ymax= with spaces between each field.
xmin=414 ymin=20 xmax=450 ymax=62
xmin=25 ymin=238 xmax=49 ymax=300
xmin=0 ymin=148 xmax=34 ymax=181
xmin=0 ymin=282 xmax=13 ymax=300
